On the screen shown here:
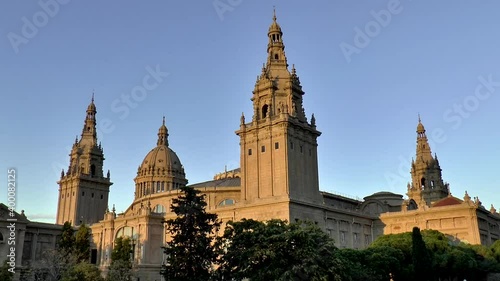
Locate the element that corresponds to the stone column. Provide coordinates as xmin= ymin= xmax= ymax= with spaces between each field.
xmin=16 ymin=228 xmax=25 ymax=267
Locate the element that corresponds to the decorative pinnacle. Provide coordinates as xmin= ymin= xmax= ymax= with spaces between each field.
xmin=418 ymin=113 xmax=421 ymax=123
xmin=273 ymin=6 xmax=276 ymax=22
xmin=162 ymin=116 xmax=165 ymax=126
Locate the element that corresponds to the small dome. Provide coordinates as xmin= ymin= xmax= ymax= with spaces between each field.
xmin=268 ymin=9 xmax=282 ymax=33
xmin=417 ymin=122 xmax=425 ymax=133
xmin=268 ymin=21 xmax=281 ymax=33
xmin=87 ymin=101 xmax=96 ymax=112
xmin=416 ymin=115 xmax=425 ymax=133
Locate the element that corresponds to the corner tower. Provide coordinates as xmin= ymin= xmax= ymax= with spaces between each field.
xmin=56 ymin=96 xmax=112 ymax=226
xmin=236 ymin=11 xmax=322 ymax=205
xmin=406 ymin=116 xmax=449 ymax=207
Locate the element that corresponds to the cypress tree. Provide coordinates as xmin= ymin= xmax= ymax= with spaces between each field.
xmin=412 ymin=227 xmax=432 ymax=281
xmin=162 ymin=186 xmax=220 ymax=281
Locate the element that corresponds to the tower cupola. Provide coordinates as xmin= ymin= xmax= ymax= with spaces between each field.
xmin=407 ymin=116 xmax=449 ymax=207
xmin=157 ymin=116 xmax=169 ymax=146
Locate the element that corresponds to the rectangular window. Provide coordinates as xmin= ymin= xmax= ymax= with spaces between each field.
xmin=290 ymin=142 xmax=294 ymax=149
xmin=82 ymin=192 xmax=85 ymax=196
xmin=275 ymin=142 xmax=279 ymax=149
xmin=248 ymin=149 xmax=252 ymax=155
xmin=300 ymin=145 xmax=303 ymax=153
xmin=309 ymin=149 xmax=312 ymax=156
xmin=91 ymin=193 xmax=94 ymax=198
xmin=100 ymin=194 xmax=103 ymax=199
xmin=261 ymin=146 xmax=266 ymax=153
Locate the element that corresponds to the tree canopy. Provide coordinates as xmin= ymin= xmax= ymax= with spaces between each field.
xmin=107 ymin=236 xmax=133 ymax=281
xmin=162 ymin=185 xmax=220 ymax=281
xmin=215 ymin=219 xmax=345 ymax=281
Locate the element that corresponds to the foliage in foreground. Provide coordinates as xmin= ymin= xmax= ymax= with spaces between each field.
xmin=215 ymin=219 xmax=345 ymax=281
xmin=106 ymin=236 xmax=133 ymax=281
xmin=24 ymin=222 xmax=101 ymax=281
xmin=0 ymin=260 xmax=13 ymax=281
xmin=362 ymin=227 xmax=500 ymax=281
xmin=162 ymin=185 xmax=220 ymax=281
xmin=158 ymin=186 xmax=500 ymax=281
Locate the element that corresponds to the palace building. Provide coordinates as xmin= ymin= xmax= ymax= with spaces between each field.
xmin=1 ymin=11 xmax=499 ymax=281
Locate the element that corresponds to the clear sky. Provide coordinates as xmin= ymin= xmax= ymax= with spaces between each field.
xmin=1 ymin=1 xmax=500 ymax=223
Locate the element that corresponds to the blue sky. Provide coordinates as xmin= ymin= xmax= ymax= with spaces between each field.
xmin=1 ymin=1 xmax=500 ymax=223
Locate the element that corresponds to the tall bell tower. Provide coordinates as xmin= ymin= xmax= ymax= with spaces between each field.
xmin=236 ymin=10 xmax=322 ymax=205
xmin=407 ymin=116 xmax=449 ymax=207
xmin=56 ymin=95 xmax=112 ymax=226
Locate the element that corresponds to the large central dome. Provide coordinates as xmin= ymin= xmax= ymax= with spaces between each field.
xmin=134 ymin=117 xmax=187 ymax=200
xmin=140 ymin=145 xmax=182 ymax=173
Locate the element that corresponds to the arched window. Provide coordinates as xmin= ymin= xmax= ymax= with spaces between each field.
xmin=218 ymin=199 xmax=235 ymax=207
xmin=0 ymin=232 xmax=4 ymax=243
xmin=114 ymin=226 xmax=136 ymax=260
xmin=115 ymin=226 xmax=134 ymax=239
xmin=90 ymin=164 xmax=96 ymax=177
xmin=421 ymin=178 xmax=426 ymax=189
xmin=274 ymin=54 xmax=279 ymax=60
xmin=262 ymin=104 xmax=269 ymax=118
xmin=153 ymin=204 xmax=166 ymax=214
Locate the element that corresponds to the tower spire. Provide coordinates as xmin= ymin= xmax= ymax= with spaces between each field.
xmin=266 ymin=8 xmax=287 ymax=69
xmin=407 ymin=115 xmax=448 ymax=207
xmin=157 ymin=116 xmax=169 ymax=146
xmin=57 ymin=96 xmax=112 ymax=226
xmin=416 ymin=116 xmax=432 ymax=162
xmin=80 ymin=94 xmax=98 ymax=146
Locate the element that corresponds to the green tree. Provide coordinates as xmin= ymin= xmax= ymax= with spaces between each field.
xmin=58 ymin=221 xmax=75 ymax=253
xmin=110 ymin=236 xmax=132 ymax=262
xmin=0 ymin=260 xmax=13 ymax=281
xmin=412 ymin=227 xmax=432 ymax=281
xmin=216 ymin=219 xmax=345 ymax=281
xmin=74 ymin=223 xmax=91 ymax=262
xmin=107 ymin=260 xmax=133 ymax=281
xmin=492 ymin=240 xmax=500 ymax=263
xmin=162 ymin=186 xmax=220 ymax=281
xmin=62 ymin=262 xmax=104 ymax=281
xmin=107 ymin=236 xmax=133 ymax=281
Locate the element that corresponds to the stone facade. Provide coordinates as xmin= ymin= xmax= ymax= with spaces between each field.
xmin=2 ymin=11 xmax=500 ymax=281
xmin=0 ymin=204 xmax=63 ymax=280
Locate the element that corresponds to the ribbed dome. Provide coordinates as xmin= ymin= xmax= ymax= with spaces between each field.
xmin=133 ymin=118 xmax=187 ymax=201
xmin=139 ymin=145 xmax=183 ymax=175
xmin=136 ymin=117 xmax=185 ymax=178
